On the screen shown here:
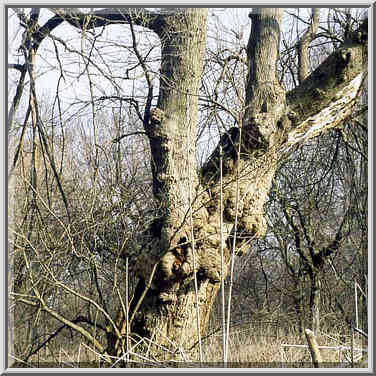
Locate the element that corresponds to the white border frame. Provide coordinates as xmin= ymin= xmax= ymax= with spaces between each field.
xmin=2 ymin=2 xmax=374 ymax=374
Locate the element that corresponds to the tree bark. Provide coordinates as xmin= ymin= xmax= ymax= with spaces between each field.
xmin=107 ymin=8 xmax=212 ymax=359
xmin=305 ymin=328 xmax=322 ymax=367
xmin=61 ymin=8 xmax=367 ymax=362
xmin=297 ymin=8 xmax=320 ymax=84
xmin=309 ymin=273 xmax=321 ymax=334
xmin=124 ymin=8 xmax=288 ymax=360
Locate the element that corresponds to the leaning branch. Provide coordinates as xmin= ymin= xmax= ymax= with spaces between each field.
xmin=287 ymin=17 xmax=367 ymax=125
xmin=24 ymin=316 xmax=106 ymax=362
xmin=41 ymin=304 xmax=106 ymax=355
xmin=48 ymin=8 xmax=164 ymax=33
xmin=282 ymin=72 xmax=365 ymax=154
xmin=305 ymin=329 xmax=322 ymax=367
xmin=16 ymin=297 xmax=106 ymax=354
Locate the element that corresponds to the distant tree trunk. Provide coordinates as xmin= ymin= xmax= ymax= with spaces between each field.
xmin=309 ymin=273 xmax=321 ymax=334
xmin=294 ymin=290 xmax=305 ymax=336
xmin=297 ymin=8 xmax=320 ymax=84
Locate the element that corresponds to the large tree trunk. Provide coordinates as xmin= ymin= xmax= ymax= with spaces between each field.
xmin=131 ymin=7 xmax=280 ymax=357
xmin=107 ymin=8 xmax=213 ymax=359
xmin=106 ymin=8 xmax=367 ymax=361
xmin=108 ymin=8 xmax=287 ymax=360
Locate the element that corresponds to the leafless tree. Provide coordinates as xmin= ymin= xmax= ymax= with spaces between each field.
xmin=8 ymin=7 xmax=368 ymax=365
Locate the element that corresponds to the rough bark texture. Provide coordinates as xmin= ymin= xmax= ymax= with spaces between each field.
xmin=111 ymin=8 xmax=213 ymax=358
xmin=297 ymin=8 xmax=320 ymax=84
xmin=305 ymin=329 xmax=322 ymax=367
xmin=122 ymin=8 xmax=288 ymax=359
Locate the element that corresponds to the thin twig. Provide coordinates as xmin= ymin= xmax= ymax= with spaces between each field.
xmin=186 ymin=90 xmax=203 ymax=364
xmin=219 ymin=143 xmax=227 ymax=364
xmin=225 ymin=122 xmax=242 ymax=361
xmin=112 ymin=131 xmax=146 ymax=143
xmin=125 ymin=257 xmax=130 ymax=363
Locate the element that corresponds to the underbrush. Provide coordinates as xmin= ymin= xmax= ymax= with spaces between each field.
xmin=12 ymin=322 xmax=367 ymax=368
xmin=202 ymin=322 xmax=367 ymax=367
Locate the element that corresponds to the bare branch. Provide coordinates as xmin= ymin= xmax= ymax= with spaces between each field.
xmin=15 ymin=297 xmax=106 ymax=355
xmin=126 ymin=12 xmax=154 ymax=128
xmin=112 ymin=131 xmax=147 ymax=143
xmin=8 ymin=63 xmax=24 ymax=71
xmin=24 ymin=316 xmax=106 ymax=362
xmin=48 ymin=8 xmax=164 ymax=33
xmin=8 ymin=10 xmax=65 ymax=131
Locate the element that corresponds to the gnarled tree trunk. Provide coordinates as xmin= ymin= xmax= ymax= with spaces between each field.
xmin=104 ymin=8 xmax=212 ymax=358
xmin=122 ymin=9 xmax=287 ymax=360
xmin=120 ymin=8 xmax=366 ymax=361
xmin=106 ymin=8 xmax=367 ymax=361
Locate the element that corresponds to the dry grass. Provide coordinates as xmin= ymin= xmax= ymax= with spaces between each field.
xmin=11 ymin=322 xmax=367 ymax=368
xmin=201 ymin=321 xmax=367 ymax=367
